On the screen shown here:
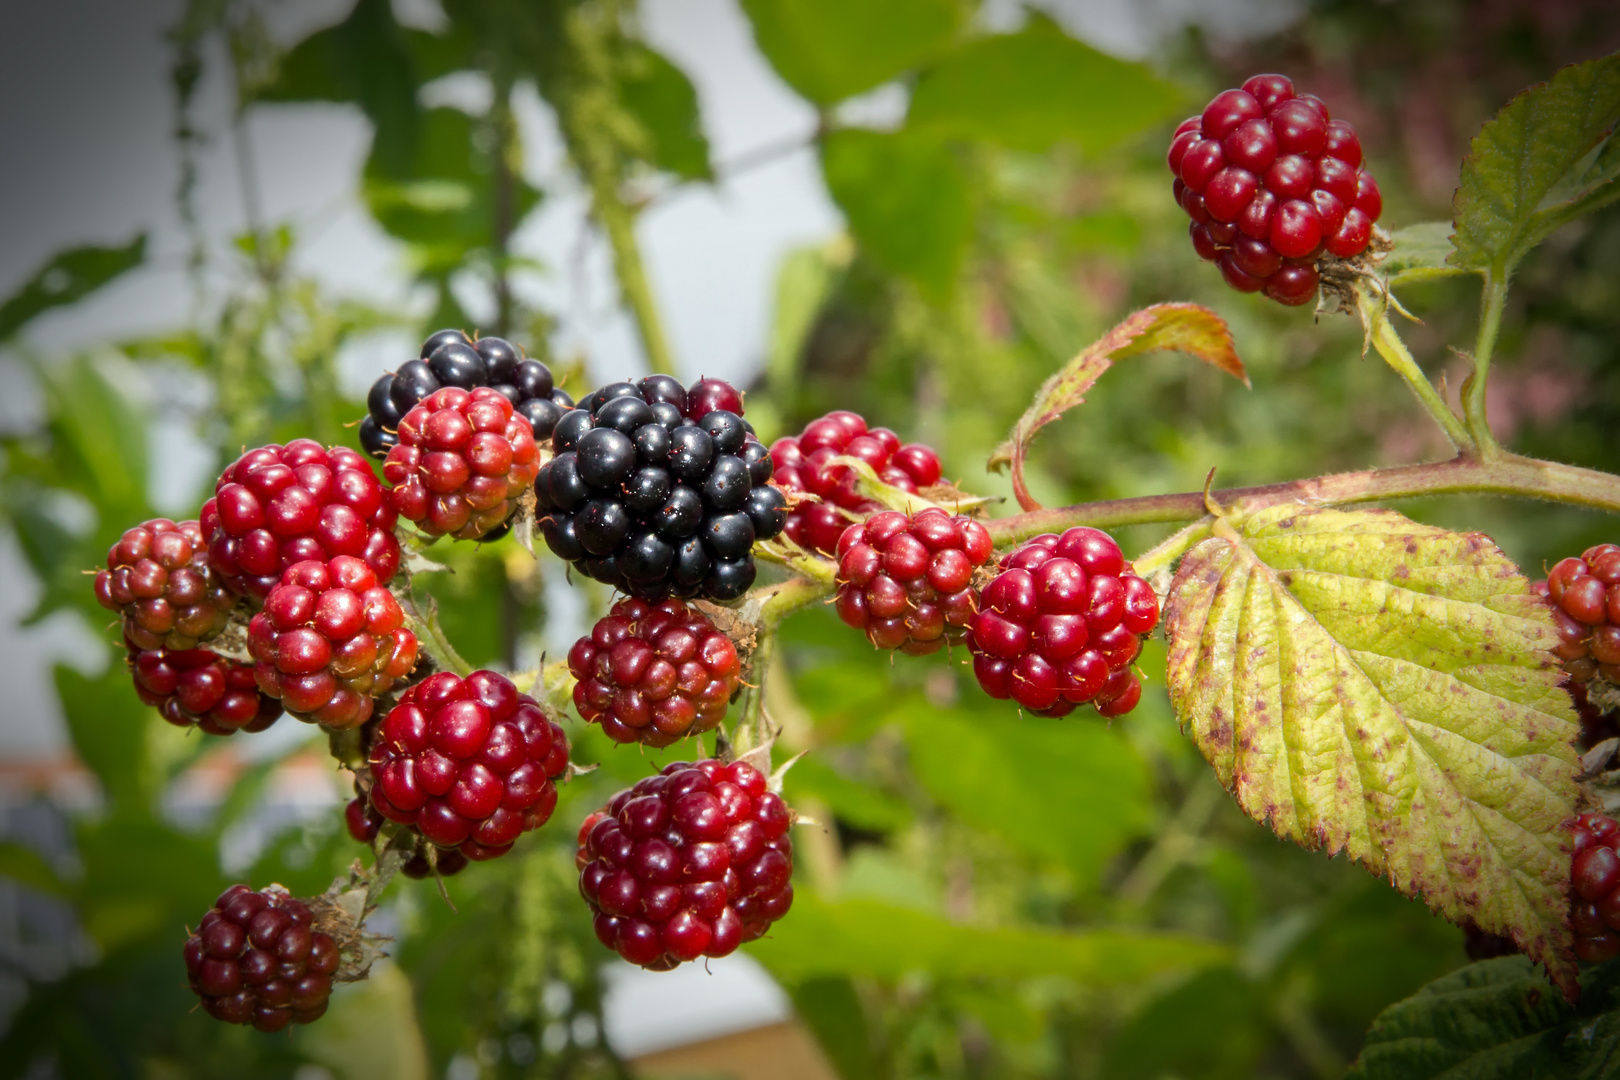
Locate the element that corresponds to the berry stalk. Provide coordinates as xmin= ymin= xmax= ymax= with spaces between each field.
xmin=1358 ymin=286 xmax=1475 ymax=454
xmin=1467 ymin=273 xmax=1510 ymax=459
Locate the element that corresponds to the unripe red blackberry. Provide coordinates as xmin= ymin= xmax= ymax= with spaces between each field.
xmin=384 ymin=386 xmax=542 ymax=540
xmin=770 ymin=411 xmax=943 ymax=555
xmin=362 ymin=330 xmax=576 ymax=460
xmin=536 ymin=376 xmax=785 ymax=600
xmin=967 ymin=527 xmax=1159 ymax=718
xmin=1168 ymin=74 xmax=1383 ymax=306
xmin=568 ymin=598 xmax=742 ymax=747
xmin=95 ymin=519 xmax=235 ymax=651
xmin=343 ymin=795 xmax=471 ymax=879
xmin=1539 ymin=545 xmax=1620 ymax=683
xmin=833 ymin=508 xmax=993 ymax=655
xmin=367 ymin=670 xmax=572 ymax=862
xmin=129 ymin=643 xmax=281 ymax=736
xmin=246 ymin=557 xmax=418 ymax=729
xmin=1571 ymin=812 xmax=1620 ymax=962
xmin=202 ymin=440 xmax=402 ymax=603
xmin=577 ymin=758 xmax=794 ymax=970
xmin=183 ymin=884 xmax=340 ymax=1031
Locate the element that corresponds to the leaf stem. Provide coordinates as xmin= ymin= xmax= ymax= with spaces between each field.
xmin=1358 ymin=287 xmax=1475 ymax=453
xmin=986 ymin=451 xmax=1620 ymax=545
xmin=399 ymin=587 xmax=473 ymax=677
xmin=1466 ymin=272 xmax=1509 ymax=458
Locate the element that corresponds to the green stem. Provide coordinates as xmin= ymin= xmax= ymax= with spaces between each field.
xmin=1466 ymin=272 xmax=1509 ymax=458
xmin=399 ymin=588 xmax=473 ymax=677
xmin=1131 ymin=519 xmax=1213 ymax=578
xmin=1358 ymin=288 xmax=1474 ymax=454
xmin=987 ymin=451 xmax=1620 ymax=544
xmin=596 ymin=195 xmax=678 ymax=376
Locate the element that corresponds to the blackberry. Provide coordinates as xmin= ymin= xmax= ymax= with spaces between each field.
xmin=967 ymin=527 xmax=1159 ymax=718
xmin=568 ymin=598 xmax=742 ymax=747
xmin=246 ymin=556 xmax=419 ymax=729
xmin=361 ymin=330 xmax=574 ymax=460
xmin=128 ymin=642 xmax=281 ymax=736
xmin=183 ymin=884 xmax=340 ymax=1031
xmin=1168 ymin=74 xmax=1383 ymax=306
xmin=202 ymin=440 xmax=401 ymax=603
xmin=834 ymin=509 xmax=993 ymax=654
xmin=367 ymin=670 xmax=572 ymax=862
xmin=536 ymin=376 xmax=784 ymax=600
xmin=95 ymin=518 xmax=235 ymax=651
xmin=771 ymin=411 xmax=943 ymax=555
xmin=384 ymin=386 xmax=541 ymax=540
xmin=1571 ymin=812 xmax=1620 ymax=962
xmin=1541 ymin=545 xmax=1620 ymax=683
xmin=577 ymin=759 xmax=794 ymax=970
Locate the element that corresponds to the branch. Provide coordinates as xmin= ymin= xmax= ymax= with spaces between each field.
xmin=985 ymin=451 xmax=1620 ymax=545
xmin=1466 ymin=272 xmax=1509 ymax=458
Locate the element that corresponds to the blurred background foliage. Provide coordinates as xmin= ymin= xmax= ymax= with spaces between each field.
xmin=2 ymin=0 xmax=1619 ymax=1077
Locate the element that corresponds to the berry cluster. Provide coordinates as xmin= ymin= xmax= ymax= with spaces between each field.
xmin=362 ymin=329 xmax=575 ymax=459
xmin=568 ymin=598 xmax=742 ymax=747
xmin=1571 ymin=812 xmax=1620 ymax=962
xmin=367 ymin=670 xmax=572 ymax=862
xmin=95 ymin=519 xmax=234 ymax=651
xmin=1543 ymin=544 xmax=1620 ymax=683
xmin=130 ymin=644 xmax=281 ymax=736
xmin=384 ymin=386 xmax=541 ymax=540
xmin=202 ymin=441 xmax=401 ymax=603
xmin=968 ymin=528 xmax=1158 ymax=718
xmin=770 ymin=411 xmax=943 ymax=555
xmin=577 ymin=759 xmax=793 ymax=970
xmin=247 ymin=557 xmax=418 ymax=729
xmin=834 ymin=509 xmax=993 ymax=654
xmin=183 ymin=884 xmax=340 ymax=1031
xmin=1168 ymin=74 xmax=1383 ymax=305
xmin=535 ymin=376 xmax=785 ymax=600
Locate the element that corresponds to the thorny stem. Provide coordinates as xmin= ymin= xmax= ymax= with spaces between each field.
xmin=1358 ymin=287 xmax=1474 ymax=454
xmin=1466 ymin=272 xmax=1509 ymax=459
xmin=399 ymin=587 xmax=473 ymax=677
xmin=986 ymin=451 xmax=1620 ymax=545
xmin=731 ymin=632 xmax=777 ymax=760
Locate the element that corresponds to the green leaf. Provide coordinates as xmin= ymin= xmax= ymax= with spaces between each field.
xmin=739 ymin=0 xmax=961 ymax=106
xmin=821 ymin=128 xmax=970 ymax=301
xmin=748 ymin=892 xmax=1228 ymax=982
xmin=0 ymin=841 xmax=68 ymax=895
xmin=1347 ymin=956 xmax=1617 ymax=1079
xmin=908 ymin=16 xmax=1184 ymax=154
xmin=895 ymin=699 xmax=1150 ymax=878
xmin=1162 ymin=505 xmax=1581 ymax=998
xmin=1383 ymin=222 xmax=1473 ymax=287
xmin=56 ymin=664 xmax=156 ymax=811
xmin=0 ymin=235 xmax=145 ymax=341
xmin=789 ymin=977 xmax=881 ymax=1080
xmin=782 ymin=754 xmax=913 ymax=833
xmin=363 ymin=107 xmax=542 ymax=271
xmin=986 ymin=303 xmax=1246 ymax=511
xmin=619 ymin=46 xmax=712 ymax=182
xmin=1451 ymin=51 xmax=1620 ymax=276
xmin=257 ymin=0 xmax=422 ymax=175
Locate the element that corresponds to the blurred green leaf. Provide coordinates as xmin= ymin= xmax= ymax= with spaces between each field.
xmin=740 ymin=0 xmax=961 ymax=105
xmin=897 ymin=699 xmax=1150 ymax=878
xmin=1451 ymin=51 xmax=1620 ymax=275
xmin=297 ymin=964 xmax=432 ymax=1080
xmin=908 ymin=16 xmax=1184 ymax=154
xmin=783 ymin=754 xmax=913 ymax=833
xmin=1348 ymin=955 xmax=1620 ymax=1078
xmin=0 ymin=235 xmax=145 ymax=342
xmin=821 ymin=128 xmax=970 ymax=300
xmin=789 ymin=976 xmax=881 ymax=1080
xmin=55 ymin=663 xmax=154 ymax=811
xmin=749 ymin=893 xmax=1228 ymax=981
xmin=0 ymin=841 xmax=68 ymax=895
xmin=258 ymin=0 xmax=423 ymax=174
xmin=363 ymin=107 xmax=541 ymax=273
xmin=620 ymin=45 xmax=712 ymax=182
xmin=1102 ymin=967 xmax=1267 ymax=1080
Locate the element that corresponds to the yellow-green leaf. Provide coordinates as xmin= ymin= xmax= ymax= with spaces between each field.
xmin=1163 ymin=505 xmax=1580 ymax=998
xmin=988 ymin=303 xmax=1245 ymax=510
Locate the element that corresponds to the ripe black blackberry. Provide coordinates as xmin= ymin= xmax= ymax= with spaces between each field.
xmin=535 ymin=375 xmax=786 ymax=601
xmin=360 ymin=329 xmax=576 ymax=459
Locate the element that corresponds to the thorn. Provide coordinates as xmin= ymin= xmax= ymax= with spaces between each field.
xmin=1201 ymin=468 xmax=1224 ymax=517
